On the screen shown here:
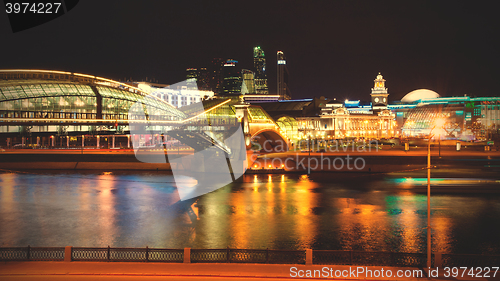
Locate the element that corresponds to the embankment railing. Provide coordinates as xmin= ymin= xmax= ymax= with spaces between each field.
xmin=1 ymin=246 xmax=498 ymax=267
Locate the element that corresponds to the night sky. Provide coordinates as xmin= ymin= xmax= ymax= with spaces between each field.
xmin=1 ymin=0 xmax=499 ymax=101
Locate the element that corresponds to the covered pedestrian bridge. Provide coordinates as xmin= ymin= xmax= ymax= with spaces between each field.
xmin=0 ymin=70 xmax=289 ymax=152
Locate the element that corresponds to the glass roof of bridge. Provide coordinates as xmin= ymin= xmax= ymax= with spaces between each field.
xmin=248 ymin=106 xmax=274 ymax=122
xmin=0 ymin=82 xmax=94 ymax=101
xmin=97 ymin=86 xmax=185 ymax=118
xmin=0 ymin=80 xmax=186 ymax=119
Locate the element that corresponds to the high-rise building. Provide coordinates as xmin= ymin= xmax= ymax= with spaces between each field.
xmin=253 ymin=46 xmax=268 ymax=95
xmin=222 ymin=59 xmax=241 ymax=96
xmin=210 ymin=58 xmax=224 ymax=95
xmin=241 ymin=69 xmax=255 ymax=94
xmin=277 ymin=50 xmax=291 ymax=100
xmin=186 ymin=68 xmax=198 ymax=80
xmin=186 ymin=68 xmax=198 ymax=90
xmin=186 ymin=67 xmax=211 ymax=91
xmin=197 ymin=67 xmax=210 ymax=91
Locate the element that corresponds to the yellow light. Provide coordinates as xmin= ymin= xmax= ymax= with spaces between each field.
xmin=268 ymin=165 xmax=272 ymax=168
xmin=435 ymin=118 xmax=446 ymax=128
xmin=182 ymin=99 xmax=231 ymax=123
xmin=73 ymin=73 xmax=95 ymax=79
xmin=0 ymin=69 xmax=71 ymax=75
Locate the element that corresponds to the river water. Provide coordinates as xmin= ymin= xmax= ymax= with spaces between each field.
xmin=0 ymin=169 xmax=499 ymax=255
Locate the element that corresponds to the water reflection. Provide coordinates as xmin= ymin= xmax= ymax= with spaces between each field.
xmin=0 ymin=171 xmax=499 ymax=255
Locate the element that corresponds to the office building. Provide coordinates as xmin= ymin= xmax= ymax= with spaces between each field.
xmin=253 ymin=46 xmax=268 ymax=95
xmin=222 ymin=59 xmax=241 ymax=96
xmin=210 ymin=58 xmax=224 ymax=95
xmin=242 ymin=69 xmax=256 ymax=94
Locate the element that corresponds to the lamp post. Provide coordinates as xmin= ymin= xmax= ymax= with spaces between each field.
xmin=426 ymin=118 xmax=445 ymax=269
xmin=438 ymin=135 xmax=441 ymax=157
xmin=426 ymin=129 xmax=433 ymax=269
xmin=308 ymin=135 xmax=311 ymax=157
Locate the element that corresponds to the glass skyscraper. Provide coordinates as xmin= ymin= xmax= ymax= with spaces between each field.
xmin=242 ymin=69 xmax=256 ymax=94
xmin=186 ymin=68 xmax=198 ymax=90
xmin=222 ymin=59 xmax=241 ymax=96
xmin=253 ymin=46 xmax=269 ymax=95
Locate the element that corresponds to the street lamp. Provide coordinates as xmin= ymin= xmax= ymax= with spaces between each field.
xmin=308 ymin=135 xmax=311 ymax=157
xmin=426 ymin=118 xmax=445 ymax=269
xmin=438 ymin=133 xmax=441 ymax=157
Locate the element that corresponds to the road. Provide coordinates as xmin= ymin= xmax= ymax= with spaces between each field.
xmin=2 ymin=262 xmax=496 ymax=281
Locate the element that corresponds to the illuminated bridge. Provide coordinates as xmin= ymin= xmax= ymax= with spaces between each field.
xmin=0 ymin=70 xmax=289 ymax=151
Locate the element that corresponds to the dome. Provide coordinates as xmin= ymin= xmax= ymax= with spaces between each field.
xmin=401 ymin=89 xmax=440 ymax=103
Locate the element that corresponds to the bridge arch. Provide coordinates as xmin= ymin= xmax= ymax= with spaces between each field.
xmin=249 ymin=128 xmax=289 ymax=153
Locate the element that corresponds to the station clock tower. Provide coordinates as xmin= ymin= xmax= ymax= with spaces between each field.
xmin=370 ymin=72 xmax=389 ymax=111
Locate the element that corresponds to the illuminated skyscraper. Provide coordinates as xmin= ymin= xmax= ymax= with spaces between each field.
xmin=186 ymin=68 xmax=198 ymax=89
xmin=186 ymin=68 xmax=210 ymax=90
xmin=241 ymin=69 xmax=255 ymax=94
xmin=253 ymin=46 xmax=268 ymax=95
xmin=277 ymin=50 xmax=291 ymax=100
xmin=186 ymin=68 xmax=198 ymax=80
xmin=222 ymin=59 xmax=241 ymax=96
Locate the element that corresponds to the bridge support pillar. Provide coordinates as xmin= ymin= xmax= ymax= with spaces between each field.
xmin=127 ymin=135 xmax=130 ymax=148
xmin=82 ymin=135 xmax=84 ymax=148
xmin=112 ymin=135 xmax=115 ymax=149
xmin=96 ymin=135 xmax=100 ymax=149
xmin=67 ymin=136 xmax=69 ymax=148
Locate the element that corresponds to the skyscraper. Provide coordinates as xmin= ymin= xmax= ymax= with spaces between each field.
xmin=277 ymin=50 xmax=291 ymax=100
xmin=222 ymin=59 xmax=241 ymax=96
xmin=210 ymin=58 xmax=224 ymax=95
xmin=186 ymin=67 xmax=210 ymax=90
xmin=186 ymin=68 xmax=198 ymax=90
xmin=197 ymin=67 xmax=210 ymax=91
xmin=241 ymin=69 xmax=255 ymax=94
xmin=253 ymin=46 xmax=268 ymax=95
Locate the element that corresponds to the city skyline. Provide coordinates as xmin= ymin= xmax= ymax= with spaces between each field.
xmin=1 ymin=1 xmax=499 ymax=101
xmin=185 ymin=45 xmax=280 ymax=98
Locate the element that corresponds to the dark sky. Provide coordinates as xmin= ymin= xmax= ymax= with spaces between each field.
xmin=1 ymin=0 xmax=499 ymax=101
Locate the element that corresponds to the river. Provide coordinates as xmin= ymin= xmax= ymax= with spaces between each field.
xmin=0 ymin=168 xmax=499 ymax=255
